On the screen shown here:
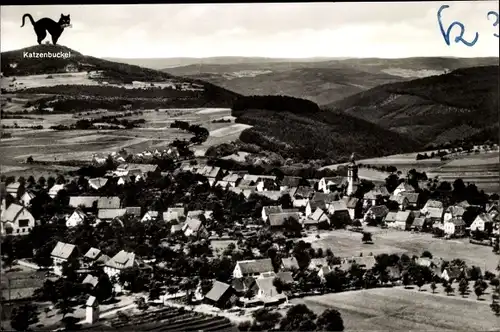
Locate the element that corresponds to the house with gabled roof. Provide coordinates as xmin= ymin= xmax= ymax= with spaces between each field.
xmin=470 ymin=213 xmax=494 ymax=233
xmin=318 ymin=176 xmax=348 ymax=194
xmin=82 ymin=247 xmax=109 ymax=267
xmin=97 ymin=196 xmax=120 ymax=209
xmin=98 ymin=208 xmax=127 ymax=221
xmin=125 ymin=207 xmax=141 ymax=217
xmin=389 ymin=195 xmax=409 ymax=211
xmin=1 ymin=203 xmax=35 ymax=236
xmin=82 ymin=274 xmax=99 ymax=289
xmin=421 ymin=200 xmax=444 ymax=214
xmin=51 ymin=241 xmax=77 ymax=275
xmin=317 ymin=265 xmax=332 ymax=282
xmin=290 ymin=186 xmax=315 ymax=208
xmin=339 ymin=255 xmax=376 ymax=271
xmin=262 ymin=206 xmax=283 ymax=222
xmin=401 ymin=192 xmax=420 ymax=209
xmin=444 ymin=218 xmax=466 ymax=237
xmin=386 ymin=211 xmax=412 ymax=230
xmin=304 ymin=208 xmax=329 ymax=228
xmin=254 ymin=277 xmax=287 ymax=304
xmin=204 ymin=281 xmax=236 ymax=309
xmin=308 ymin=258 xmax=329 ymax=270
xmin=280 ymin=257 xmax=299 ymax=271
xmin=364 ymin=205 xmax=389 ymax=224
xmin=305 ymin=193 xmax=337 ymax=217
xmin=268 ymin=212 xmax=301 ymax=228
xmin=443 ymin=205 xmax=466 ymax=223
xmin=48 ymin=184 xmax=65 ymax=198
xmin=393 ymin=182 xmax=415 ymax=196
xmin=163 ymin=207 xmax=185 ymax=222
xmin=233 ymin=259 xmax=274 ymax=279
xmin=66 ymin=209 xmax=86 ymax=227
xmin=6 ymin=182 xmax=21 ymax=196
xmin=20 ymin=191 xmax=36 ymax=207
xmin=342 ymin=196 xmax=361 ymax=220
xmin=327 ymin=200 xmax=351 ymax=224
xmin=88 ymin=178 xmax=108 ymax=190
xmin=104 ymin=250 xmax=135 ymax=278
xmin=69 ymin=196 xmax=100 ymax=209
xmin=182 ymin=218 xmax=208 ymax=237
xmin=410 ymin=217 xmax=426 ymax=231
xmin=222 ymin=173 xmax=241 ymax=187
xmin=363 ymin=190 xmax=384 ymax=207
xmin=424 ymin=206 xmax=445 ymax=225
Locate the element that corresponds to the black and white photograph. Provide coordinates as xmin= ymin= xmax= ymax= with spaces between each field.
xmin=0 ymin=1 xmax=499 ymax=331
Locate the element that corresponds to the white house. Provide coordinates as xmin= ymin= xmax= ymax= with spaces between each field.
xmin=66 ymin=209 xmax=86 ymax=227
xmin=318 ymin=177 xmax=347 ymax=194
xmin=317 ymin=266 xmax=332 ymax=282
xmin=104 ymin=250 xmax=135 ymax=278
xmin=51 ymin=241 xmax=77 ymax=276
xmin=233 ymin=259 xmax=274 ymax=279
xmin=470 ymin=213 xmax=494 ymax=232
xmin=182 ymin=218 xmax=208 ymax=237
xmin=1 ymin=203 xmax=36 ymax=236
xmin=443 ymin=205 xmax=466 ymax=223
xmin=88 ymin=178 xmax=108 ymax=190
xmin=20 ymin=191 xmax=36 ymax=207
xmin=444 ymin=218 xmax=466 ymax=237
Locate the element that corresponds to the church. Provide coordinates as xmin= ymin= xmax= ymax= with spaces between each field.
xmin=346 ymin=152 xmax=359 ymax=196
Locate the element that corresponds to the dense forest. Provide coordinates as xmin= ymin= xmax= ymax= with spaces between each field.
xmin=231 ymin=95 xmax=421 ymax=163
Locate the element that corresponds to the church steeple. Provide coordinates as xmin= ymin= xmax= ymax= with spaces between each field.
xmin=347 ymin=152 xmax=358 ymax=196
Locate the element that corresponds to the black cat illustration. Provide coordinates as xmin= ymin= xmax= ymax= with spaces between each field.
xmin=21 ymin=14 xmax=72 ymax=45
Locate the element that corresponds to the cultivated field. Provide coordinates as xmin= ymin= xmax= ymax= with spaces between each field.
xmin=322 ymin=150 xmax=499 ymax=193
xmin=291 ymin=287 xmax=499 ymax=331
xmin=308 ymin=228 xmax=499 ymax=272
xmin=0 ymin=97 xmax=249 ymax=176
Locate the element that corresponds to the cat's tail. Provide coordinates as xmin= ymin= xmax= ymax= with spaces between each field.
xmin=21 ymin=14 xmax=35 ymax=27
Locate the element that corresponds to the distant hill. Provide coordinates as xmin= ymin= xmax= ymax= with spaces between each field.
xmin=329 ymin=65 xmax=499 ymax=147
xmin=164 ymin=57 xmax=499 ymax=105
xmin=231 ymin=95 xmax=422 ymax=163
xmin=103 ymin=56 xmax=343 ymax=70
xmin=1 ymin=44 xmax=240 ymax=109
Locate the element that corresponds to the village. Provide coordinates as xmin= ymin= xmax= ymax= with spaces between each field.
xmin=1 ymin=144 xmax=500 ymax=331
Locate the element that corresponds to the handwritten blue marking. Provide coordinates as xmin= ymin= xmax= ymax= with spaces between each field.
xmin=437 ymin=5 xmax=479 ymax=47
xmin=487 ymin=11 xmax=499 ymax=38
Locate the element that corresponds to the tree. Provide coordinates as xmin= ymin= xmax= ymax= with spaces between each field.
xmin=10 ymin=303 xmax=39 ymax=331
xmin=134 ymin=297 xmax=149 ymax=311
xmin=430 ymin=282 xmax=437 ymax=294
xmin=316 ymin=308 xmax=344 ymax=331
xmin=148 ymin=281 xmax=162 ymax=302
xmin=94 ymin=273 xmax=114 ymax=302
xmin=491 ymin=300 xmax=500 ymax=316
xmin=279 ymin=304 xmax=317 ymax=331
xmin=402 ymin=272 xmax=411 ymax=288
xmin=474 ymin=285 xmax=484 ymax=300
xmin=421 ymin=251 xmax=433 ymax=259
xmin=362 ymin=232 xmax=373 ymax=244
xmin=458 ymin=278 xmax=469 ymax=297
xmin=252 ymin=308 xmax=282 ymax=331
xmin=445 ymin=284 xmax=454 ymax=296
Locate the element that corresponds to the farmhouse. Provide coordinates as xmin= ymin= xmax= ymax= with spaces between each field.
xmin=142 ymin=210 xmax=159 ymax=222
xmin=254 ymin=277 xmax=287 ymax=304
xmin=443 ymin=205 xmax=466 ymax=223
xmin=363 ymin=190 xmax=383 ymax=207
xmin=98 ymin=208 xmax=127 ymax=221
xmin=222 ymin=173 xmax=241 ymax=187
xmin=280 ymin=176 xmax=303 ymax=190
xmin=421 ymin=200 xmax=444 ymax=214
xmin=6 ymin=182 xmax=21 ymax=196
xmin=401 ymin=192 xmax=420 ymax=209
xmin=386 ymin=211 xmax=412 ymax=230
xmin=125 ymin=207 xmax=141 ymax=217
xmin=326 ymin=200 xmax=351 ymax=224
xmin=1 ymin=203 xmax=35 ymax=236
xmin=308 ymin=258 xmax=329 ymax=270
xmin=204 ymin=281 xmax=236 ymax=309
xmin=51 ymin=241 xmax=77 ymax=275
xmin=410 ymin=217 xmax=426 ymax=231
xmin=444 ymin=218 xmax=466 ymax=237
xmin=182 ymin=218 xmax=208 ymax=237
xmin=424 ymin=207 xmax=445 ymax=225
xmin=340 ymin=256 xmax=376 ymax=271
xmin=66 ymin=209 xmax=86 ymax=227
xmin=233 ymin=259 xmax=274 ymax=279
xmin=83 ymin=247 xmax=109 ymax=267
xmin=104 ymin=250 xmax=135 ymax=278
xmin=318 ymin=176 xmax=347 ymax=194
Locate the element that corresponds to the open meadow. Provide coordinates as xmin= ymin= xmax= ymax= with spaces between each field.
xmin=308 ymin=228 xmax=499 ymax=272
xmin=291 ymin=287 xmax=499 ymax=332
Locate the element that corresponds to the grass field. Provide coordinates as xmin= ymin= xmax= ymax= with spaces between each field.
xmin=308 ymin=228 xmax=499 ymax=272
xmin=291 ymin=287 xmax=499 ymax=331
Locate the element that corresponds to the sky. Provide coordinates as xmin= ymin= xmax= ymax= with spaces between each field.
xmin=1 ymin=1 xmax=499 ymax=58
